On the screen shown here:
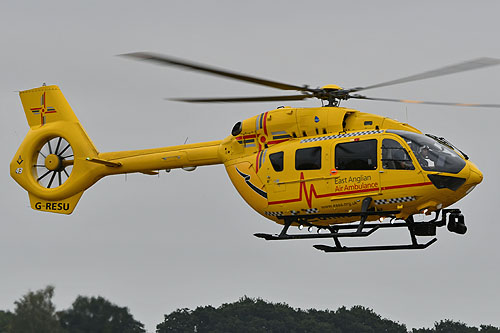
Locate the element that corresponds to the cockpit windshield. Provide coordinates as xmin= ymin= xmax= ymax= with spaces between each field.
xmin=387 ymin=130 xmax=466 ymax=174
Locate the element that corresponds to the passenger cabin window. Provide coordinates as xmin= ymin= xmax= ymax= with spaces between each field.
xmin=335 ymin=140 xmax=377 ymax=170
xmin=382 ymin=139 xmax=415 ymax=170
xmin=269 ymin=151 xmax=284 ymax=172
xmin=295 ymin=147 xmax=322 ymax=170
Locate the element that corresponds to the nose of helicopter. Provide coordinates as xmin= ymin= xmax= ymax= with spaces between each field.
xmin=466 ymin=161 xmax=483 ymax=189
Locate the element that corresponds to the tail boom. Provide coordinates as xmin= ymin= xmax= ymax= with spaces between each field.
xmin=97 ymin=140 xmax=223 ymax=175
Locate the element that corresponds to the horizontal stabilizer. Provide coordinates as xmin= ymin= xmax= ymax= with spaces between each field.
xmin=140 ymin=170 xmax=159 ymax=175
xmin=85 ymin=157 xmax=122 ymax=167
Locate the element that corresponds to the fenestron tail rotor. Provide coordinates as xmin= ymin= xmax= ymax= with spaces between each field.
xmin=34 ymin=137 xmax=74 ymax=188
xmin=121 ymin=52 xmax=500 ymax=108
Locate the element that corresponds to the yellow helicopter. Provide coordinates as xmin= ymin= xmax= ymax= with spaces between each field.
xmin=10 ymin=53 xmax=500 ymax=252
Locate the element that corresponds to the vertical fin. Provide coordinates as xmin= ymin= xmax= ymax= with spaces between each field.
xmin=20 ymin=85 xmax=79 ymax=127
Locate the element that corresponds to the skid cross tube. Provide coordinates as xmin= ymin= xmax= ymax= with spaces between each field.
xmin=255 ymin=208 xmax=401 ymax=241
xmin=254 ymin=207 xmax=461 ymax=252
xmin=356 ymin=197 xmax=372 ymax=233
xmin=314 ymin=215 xmax=438 ymax=253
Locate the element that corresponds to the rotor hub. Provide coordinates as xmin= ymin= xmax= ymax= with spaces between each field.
xmin=44 ymin=154 xmax=62 ymax=171
xmin=320 ymin=84 xmax=343 ymax=90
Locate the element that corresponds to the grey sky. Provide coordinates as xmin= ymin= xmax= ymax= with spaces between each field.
xmin=1 ymin=1 xmax=499 ymax=331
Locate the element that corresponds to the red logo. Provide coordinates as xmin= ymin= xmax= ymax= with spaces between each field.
xmin=30 ymin=92 xmax=56 ymax=125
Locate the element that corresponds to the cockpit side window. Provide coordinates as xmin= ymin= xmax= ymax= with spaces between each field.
xmin=382 ymin=139 xmax=415 ymax=170
xmin=269 ymin=151 xmax=284 ymax=172
xmin=387 ymin=130 xmax=466 ymax=174
xmin=295 ymin=147 xmax=321 ymax=170
xmin=335 ymin=139 xmax=377 ymax=170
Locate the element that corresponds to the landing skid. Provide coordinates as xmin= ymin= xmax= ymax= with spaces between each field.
xmin=313 ymin=239 xmax=437 ymax=253
xmin=255 ymin=205 xmax=461 ymax=253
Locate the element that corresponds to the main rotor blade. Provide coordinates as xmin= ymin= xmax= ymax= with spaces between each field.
xmin=351 ymin=94 xmax=500 ymax=108
xmin=169 ymin=94 xmax=312 ymax=103
xmin=121 ymin=52 xmax=312 ymax=92
xmin=348 ymin=57 xmax=500 ymax=93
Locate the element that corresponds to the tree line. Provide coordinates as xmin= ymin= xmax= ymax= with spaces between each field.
xmin=0 ymin=286 xmax=498 ymax=332
xmin=157 ymin=297 xmax=500 ymax=333
xmin=0 ymin=286 xmax=144 ymax=333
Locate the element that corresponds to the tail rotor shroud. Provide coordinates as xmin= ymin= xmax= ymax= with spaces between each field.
xmin=34 ymin=137 xmax=74 ymax=188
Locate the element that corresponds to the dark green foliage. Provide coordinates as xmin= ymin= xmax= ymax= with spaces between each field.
xmin=412 ymin=328 xmax=434 ymax=333
xmin=2 ymin=286 xmax=145 ymax=333
xmin=412 ymin=320 xmax=500 ymax=333
xmin=0 ymin=310 xmax=13 ymax=333
xmin=157 ymin=297 xmax=500 ymax=333
xmin=479 ymin=325 xmax=500 ymax=333
xmin=433 ymin=320 xmax=478 ymax=333
xmin=2 ymin=289 xmax=500 ymax=333
xmin=156 ymin=296 xmax=407 ymax=333
xmin=333 ymin=305 xmax=407 ymax=333
xmin=58 ymin=295 xmax=145 ymax=333
xmin=9 ymin=285 xmax=63 ymax=333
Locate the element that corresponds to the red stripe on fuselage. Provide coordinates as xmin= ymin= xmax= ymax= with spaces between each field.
xmin=235 ymin=134 xmax=257 ymax=140
xmin=255 ymin=150 xmax=261 ymax=173
xmin=268 ymin=177 xmax=433 ymax=208
xmin=263 ymin=111 xmax=268 ymax=136
xmin=267 ymin=139 xmax=289 ymax=145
